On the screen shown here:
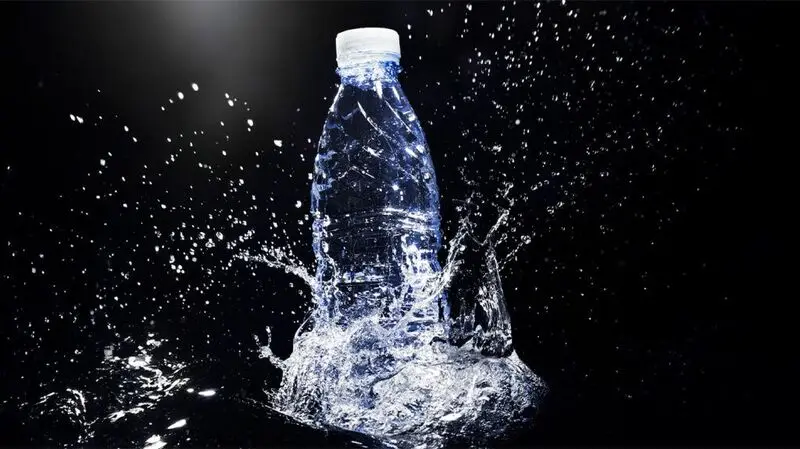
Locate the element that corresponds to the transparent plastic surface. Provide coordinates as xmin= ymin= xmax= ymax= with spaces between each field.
xmin=311 ymin=60 xmax=444 ymax=332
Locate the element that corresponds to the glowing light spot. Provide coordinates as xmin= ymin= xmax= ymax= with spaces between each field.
xmin=191 ymin=83 xmax=199 ymax=91
xmin=273 ymin=140 xmax=283 ymax=147
xmin=177 ymin=91 xmax=184 ymax=100
xmin=198 ymin=389 xmax=216 ymax=397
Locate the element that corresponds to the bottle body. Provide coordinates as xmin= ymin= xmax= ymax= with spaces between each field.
xmin=311 ymin=62 xmax=443 ymax=331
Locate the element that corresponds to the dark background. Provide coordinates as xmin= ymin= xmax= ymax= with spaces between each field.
xmin=0 ymin=1 xmax=795 ymax=447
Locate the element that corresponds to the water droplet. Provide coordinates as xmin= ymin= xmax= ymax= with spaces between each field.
xmin=191 ymin=83 xmax=199 ymax=91
xmin=144 ymin=440 xmax=166 ymax=449
xmin=177 ymin=91 xmax=184 ymax=100
xmin=247 ymin=119 xmax=254 ymax=127
xmin=167 ymin=418 xmax=187 ymax=429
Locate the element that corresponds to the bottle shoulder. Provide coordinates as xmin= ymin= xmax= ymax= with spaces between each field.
xmin=329 ymin=82 xmax=418 ymax=119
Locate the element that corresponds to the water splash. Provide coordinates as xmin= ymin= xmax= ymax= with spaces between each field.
xmin=24 ymin=334 xmax=193 ymax=446
xmin=6 ymin=2 xmax=740 ymax=447
xmin=261 ymin=207 xmax=545 ymax=446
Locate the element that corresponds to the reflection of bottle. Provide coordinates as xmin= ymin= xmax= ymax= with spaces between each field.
xmin=311 ymin=28 xmax=444 ymax=331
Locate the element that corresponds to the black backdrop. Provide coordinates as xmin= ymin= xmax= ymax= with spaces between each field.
xmin=1 ymin=1 xmax=795 ymax=446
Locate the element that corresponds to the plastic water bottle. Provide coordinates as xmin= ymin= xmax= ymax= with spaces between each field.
xmin=311 ymin=28 xmax=444 ymax=332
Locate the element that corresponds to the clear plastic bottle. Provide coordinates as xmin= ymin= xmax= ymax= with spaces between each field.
xmin=311 ymin=28 xmax=444 ymax=333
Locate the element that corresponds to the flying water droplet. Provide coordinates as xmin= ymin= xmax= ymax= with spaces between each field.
xmin=167 ymin=418 xmax=187 ymax=429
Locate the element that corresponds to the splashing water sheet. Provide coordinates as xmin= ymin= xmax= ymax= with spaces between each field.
xmin=2 ymin=2 xmax=744 ymax=448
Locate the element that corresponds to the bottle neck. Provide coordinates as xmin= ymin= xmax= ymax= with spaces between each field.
xmin=337 ymin=60 xmax=401 ymax=87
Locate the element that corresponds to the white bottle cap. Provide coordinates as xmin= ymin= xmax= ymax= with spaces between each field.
xmin=336 ymin=27 xmax=401 ymax=68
